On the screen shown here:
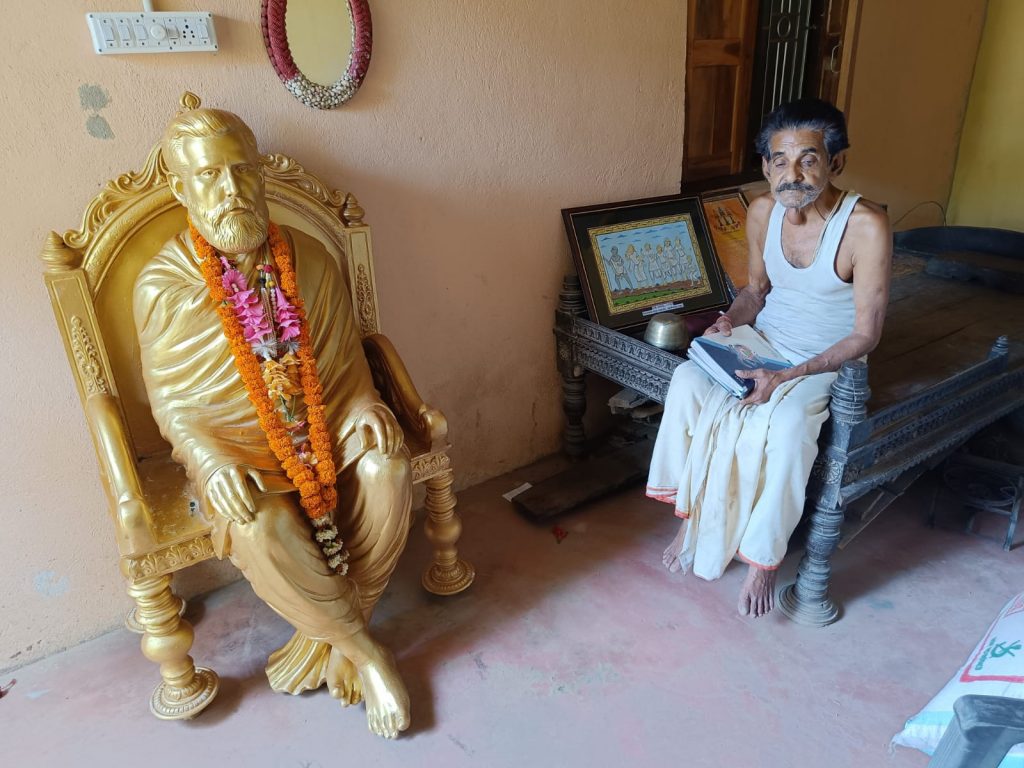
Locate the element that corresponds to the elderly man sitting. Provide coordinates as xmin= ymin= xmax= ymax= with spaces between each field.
xmin=647 ymin=98 xmax=891 ymax=618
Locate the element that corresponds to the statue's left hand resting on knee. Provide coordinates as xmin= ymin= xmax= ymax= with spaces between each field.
xmin=132 ymin=98 xmax=413 ymax=738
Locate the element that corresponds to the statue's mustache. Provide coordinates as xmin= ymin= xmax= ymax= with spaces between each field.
xmin=211 ymin=198 xmax=259 ymax=225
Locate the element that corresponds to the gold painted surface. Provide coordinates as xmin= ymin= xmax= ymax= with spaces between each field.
xmin=364 ymin=334 xmax=449 ymax=454
xmin=40 ymin=93 xmax=473 ymax=732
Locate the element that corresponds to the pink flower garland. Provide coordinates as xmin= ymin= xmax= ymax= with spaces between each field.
xmin=220 ymin=257 xmax=271 ymax=344
xmin=274 ymin=287 xmax=301 ymax=342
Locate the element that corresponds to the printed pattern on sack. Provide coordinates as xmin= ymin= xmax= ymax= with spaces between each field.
xmin=960 ymin=600 xmax=1024 ymax=683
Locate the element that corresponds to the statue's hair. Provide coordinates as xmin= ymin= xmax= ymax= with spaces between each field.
xmin=162 ymin=108 xmax=259 ymax=175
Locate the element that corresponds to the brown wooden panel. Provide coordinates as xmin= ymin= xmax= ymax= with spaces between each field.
xmin=686 ymin=66 xmax=737 ymax=161
xmin=690 ymin=39 xmax=743 ymax=66
xmin=693 ymin=0 xmax=746 ymax=40
xmin=868 ymin=272 xmax=1024 ymax=410
xmin=684 ymin=0 xmax=758 ymax=181
xmin=805 ymin=0 xmax=850 ymax=104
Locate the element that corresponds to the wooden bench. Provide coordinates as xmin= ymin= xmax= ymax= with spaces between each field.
xmin=553 ymin=247 xmax=1024 ymax=626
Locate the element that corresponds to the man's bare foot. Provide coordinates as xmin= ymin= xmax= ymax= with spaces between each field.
xmin=357 ymin=647 xmax=410 ymax=739
xmin=327 ymin=646 xmax=362 ymax=706
xmin=662 ymin=519 xmax=689 ymax=573
xmin=737 ymin=564 xmax=777 ymax=618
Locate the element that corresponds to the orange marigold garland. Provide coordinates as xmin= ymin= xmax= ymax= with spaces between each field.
xmin=191 ymin=220 xmax=348 ymax=574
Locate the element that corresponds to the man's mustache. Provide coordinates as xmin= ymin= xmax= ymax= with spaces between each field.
xmin=776 ymin=182 xmax=816 ymax=193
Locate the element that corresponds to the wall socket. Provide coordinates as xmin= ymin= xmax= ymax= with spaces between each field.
xmin=86 ymin=12 xmax=218 ymax=54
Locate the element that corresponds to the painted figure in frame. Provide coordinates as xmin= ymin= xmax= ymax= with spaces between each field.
xmin=627 ymin=244 xmax=648 ymax=289
xmin=647 ymin=98 xmax=891 ymax=618
xmin=133 ymin=99 xmax=412 ymax=737
xmin=607 ymin=245 xmax=634 ymax=291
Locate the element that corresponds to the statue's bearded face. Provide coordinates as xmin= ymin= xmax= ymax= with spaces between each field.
xmin=175 ymin=133 xmax=270 ymax=255
xmin=762 ymin=128 xmax=836 ymax=210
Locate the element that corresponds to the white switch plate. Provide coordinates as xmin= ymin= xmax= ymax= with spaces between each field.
xmin=86 ymin=12 xmax=218 ymax=54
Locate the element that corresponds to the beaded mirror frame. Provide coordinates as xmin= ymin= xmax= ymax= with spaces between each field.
xmin=260 ymin=0 xmax=373 ymax=109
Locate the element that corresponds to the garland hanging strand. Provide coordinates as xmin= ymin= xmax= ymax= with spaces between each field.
xmin=191 ymin=220 xmax=348 ymax=574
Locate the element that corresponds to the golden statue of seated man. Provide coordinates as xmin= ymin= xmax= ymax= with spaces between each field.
xmin=133 ymin=102 xmax=412 ymax=738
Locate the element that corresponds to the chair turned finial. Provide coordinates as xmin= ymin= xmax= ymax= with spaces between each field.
xmin=39 ymin=231 xmax=81 ymax=272
xmin=178 ymin=91 xmax=202 ymax=113
xmin=342 ymin=194 xmax=365 ymax=227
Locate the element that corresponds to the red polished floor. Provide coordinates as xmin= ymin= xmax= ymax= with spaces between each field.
xmin=2 ymin=469 xmax=1019 ymax=767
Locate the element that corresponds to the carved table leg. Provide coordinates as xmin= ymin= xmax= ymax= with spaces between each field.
xmin=422 ymin=461 xmax=475 ymax=595
xmin=562 ymin=370 xmax=587 ymax=458
xmin=778 ymin=501 xmax=845 ymax=626
xmin=556 ymin=274 xmax=588 ymax=459
xmin=127 ymin=575 xmax=218 ymax=719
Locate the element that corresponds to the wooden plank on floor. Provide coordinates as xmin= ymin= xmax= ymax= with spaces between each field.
xmin=512 ymin=439 xmax=654 ymax=521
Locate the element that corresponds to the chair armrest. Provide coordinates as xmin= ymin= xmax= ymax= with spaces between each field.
xmin=84 ymin=394 xmax=157 ymax=555
xmin=362 ymin=334 xmax=449 ymax=452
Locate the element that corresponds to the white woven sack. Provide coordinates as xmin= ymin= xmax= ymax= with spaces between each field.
xmin=892 ymin=591 xmax=1024 ymax=765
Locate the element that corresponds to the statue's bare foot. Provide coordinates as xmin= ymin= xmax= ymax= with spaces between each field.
xmin=662 ymin=519 xmax=689 ymax=573
xmin=737 ymin=565 xmax=777 ymax=618
xmin=327 ymin=646 xmax=362 ymax=706
xmin=357 ymin=646 xmax=410 ymax=739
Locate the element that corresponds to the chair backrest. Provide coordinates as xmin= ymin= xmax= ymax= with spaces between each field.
xmin=41 ymin=143 xmax=382 ymax=460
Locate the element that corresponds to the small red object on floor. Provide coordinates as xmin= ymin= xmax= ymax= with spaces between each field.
xmin=551 ymin=525 xmax=569 ymax=543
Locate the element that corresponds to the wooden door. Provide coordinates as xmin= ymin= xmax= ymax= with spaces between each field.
xmin=804 ymin=0 xmax=851 ymax=107
xmin=682 ymin=0 xmax=759 ymax=181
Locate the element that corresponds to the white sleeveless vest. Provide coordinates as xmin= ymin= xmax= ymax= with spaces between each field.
xmin=755 ymin=191 xmax=860 ymax=363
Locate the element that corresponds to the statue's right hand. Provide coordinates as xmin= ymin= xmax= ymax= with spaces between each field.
xmin=206 ymin=465 xmax=266 ymax=525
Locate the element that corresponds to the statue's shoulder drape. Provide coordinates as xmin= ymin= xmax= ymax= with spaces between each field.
xmin=133 ymin=226 xmax=380 ymax=495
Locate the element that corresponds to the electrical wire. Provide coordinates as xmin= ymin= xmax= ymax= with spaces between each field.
xmin=891 ymin=200 xmax=947 ymax=229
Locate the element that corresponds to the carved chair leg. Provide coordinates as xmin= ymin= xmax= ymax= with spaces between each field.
xmin=127 ymin=575 xmax=218 ymax=719
xmin=125 ymin=597 xmax=187 ymax=635
xmin=778 ymin=501 xmax=845 ymax=627
xmin=422 ymin=465 xmax=475 ymax=596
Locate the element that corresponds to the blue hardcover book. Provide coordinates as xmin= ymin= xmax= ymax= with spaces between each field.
xmin=688 ymin=325 xmax=792 ymax=398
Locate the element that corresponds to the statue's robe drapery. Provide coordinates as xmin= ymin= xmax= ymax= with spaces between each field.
xmin=134 ymin=225 xmax=411 ymax=693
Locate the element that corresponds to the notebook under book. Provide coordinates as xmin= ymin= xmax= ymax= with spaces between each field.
xmin=688 ymin=324 xmax=792 ymax=398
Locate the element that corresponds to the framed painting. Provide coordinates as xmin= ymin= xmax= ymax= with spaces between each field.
xmin=700 ymin=187 xmax=750 ymax=291
xmin=562 ymin=194 xmax=729 ymax=331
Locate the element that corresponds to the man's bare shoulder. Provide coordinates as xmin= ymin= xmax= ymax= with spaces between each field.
xmin=746 ymin=193 xmax=774 ymax=227
xmin=845 ymin=196 xmax=892 ymax=274
xmin=848 ymin=197 xmax=890 ymax=238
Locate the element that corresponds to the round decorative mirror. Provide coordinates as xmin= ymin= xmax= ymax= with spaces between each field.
xmin=261 ymin=0 xmax=372 ymax=110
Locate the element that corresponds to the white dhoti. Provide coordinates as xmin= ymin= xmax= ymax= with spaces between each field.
xmin=646 ymin=361 xmax=836 ymax=580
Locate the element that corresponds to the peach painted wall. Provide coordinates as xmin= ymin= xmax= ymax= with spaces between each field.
xmin=840 ymin=0 xmax=987 ymax=230
xmin=947 ymin=0 xmax=1024 ymax=230
xmin=1 ymin=1 xmax=687 ymax=669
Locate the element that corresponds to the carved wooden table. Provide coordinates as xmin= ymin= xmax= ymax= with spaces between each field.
xmin=554 ymin=266 xmax=1024 ymax=627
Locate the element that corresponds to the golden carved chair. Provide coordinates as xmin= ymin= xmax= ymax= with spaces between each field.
xmin=39 ymin=141 xmax=474 ymax=719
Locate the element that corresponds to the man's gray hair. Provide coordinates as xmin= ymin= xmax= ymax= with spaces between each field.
xmin=754 ymin=98 xmax=850 ymax=160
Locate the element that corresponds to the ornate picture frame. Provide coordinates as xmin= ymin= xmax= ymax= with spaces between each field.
xmin=260 ymin=0 xmax=373 ymax=110
xmin=562 ymin=195 xmax=729 ymax=331
xmin=700 ymin=187 xmax=750 ymax=291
